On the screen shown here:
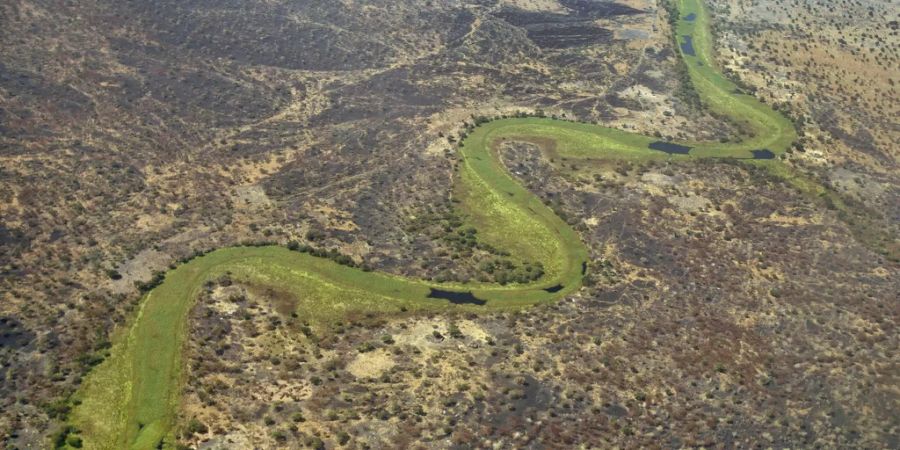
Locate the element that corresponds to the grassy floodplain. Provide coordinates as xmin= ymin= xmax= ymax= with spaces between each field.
xmin=672 ymin=0 xmax=797 ymax=157
xmin=68 ymin=0 xmax=798 ymax=448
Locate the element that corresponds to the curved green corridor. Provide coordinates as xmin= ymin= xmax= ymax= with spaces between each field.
xmin=69 ymin=1 xmax=797 ymax=448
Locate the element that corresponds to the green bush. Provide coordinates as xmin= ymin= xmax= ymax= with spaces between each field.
xmin=186 ymin=418 xmax=208 ymax=435
xmin=357 ymin=342 xmax=376 ymax=353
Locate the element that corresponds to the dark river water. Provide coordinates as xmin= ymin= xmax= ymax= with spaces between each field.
xmin=681 ymin=35 xmax=695 ymax=56
xmin=427 ymin=288 xmax=486 ymax=305
xmin=543 ymin=284 xmax=564 ymax=293
xmin=648 ymin=142 xmax=776 ymax=160
xmin=649 ymin=141 xmax=692 ymax=154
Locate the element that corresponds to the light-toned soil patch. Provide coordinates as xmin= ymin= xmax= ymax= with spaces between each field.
xmin=670 ymin=193 xmax=712 ymax=214
xmin=346 ymin=348 xmax=395 ymax=379
xmin=233 ymin=185 xmax=272 ymax=209
xmin=109 ymin=248 xmax=171 ymax=294
xmin=499 ymin=0 xmax=565 ymax=13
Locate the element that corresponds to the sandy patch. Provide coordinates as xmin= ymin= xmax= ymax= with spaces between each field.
xmin=109 ymin=248 xmax=171 ymax=294
xmin=455 ymin=320 xmax=491 ymax=342
xmin=347 ymin=348 xmax=395 ymax=379
xmin=499 ymin=0 xmax=565 ymax=13
xmin=209 ymin=286 xmax=245 ymax=315
xmin=761 ymin=212 xmax=815 ymax=226
xmin=134 ymin=212 xmax=174 ymax=231
xmin=233 ymin=185 xmax=272 ymax=209
xmin=641 ymin=172 xmax=676 ymax=186
xmin=307 ymin=202 xmax=359 ymax=231
xmin=393 ymin=320 xmax=445 ymax=349
xmin=669 ymin=193 xmax=711 ymax=214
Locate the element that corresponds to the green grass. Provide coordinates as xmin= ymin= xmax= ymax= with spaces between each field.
xmin=673 ymin=0 xmax=797 ymax=157
xmin=70 ymin=246 xmax=577 ymax=449
xmin=68 ymin=1 xmax=802 ymax=448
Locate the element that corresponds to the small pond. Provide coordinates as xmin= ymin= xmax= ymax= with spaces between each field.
xmin=680 ymin=35 xmax=695 ymax=56
xmin=648 ymin=141 xmax=692 ymax=154
xmin=751 ymin=149 xmax=775 ymax=159
xmin=427 ymin=288 xmax=486 ymax=305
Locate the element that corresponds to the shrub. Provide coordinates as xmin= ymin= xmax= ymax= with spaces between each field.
xmin=51 ymin=426 xmax=78 ymax=449
xmin=305 ymin=229 xmax=325 ymax=241
xmin=357 ymin=342 xmax=376 ymax=353
xmin=187 ymin=418 xmax=208 ymax=435
xmin=135 ymin=271 xmax=166 ymax=292
xmin=307 ymin=437 xmax=326 ymax=450
xmin=44 ymin=400 xmax=71 ymax=420
xmin=66 ymin=435 xmax=83 ymax=448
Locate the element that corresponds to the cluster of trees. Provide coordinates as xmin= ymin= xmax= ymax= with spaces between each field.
xmin=135 ymin=270 xmax=166 ymax=292
xmin=50 ymin=425 xmax=82 ymax=449
xmin=658 ymin=0 xmax=702 ymax=109
xmin=476 ymin=258 xmax=544 ymax=285
xmin=126 ymin=234 xmax=368 ymax=295
xmin=287 ymin=240 xmax=368 ymax=270
xmin=451 ymin=110 xmax=573 ymax=146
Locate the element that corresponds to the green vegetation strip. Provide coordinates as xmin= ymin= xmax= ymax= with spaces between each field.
xmin=69 ymin=0 xmax=798 ymax=448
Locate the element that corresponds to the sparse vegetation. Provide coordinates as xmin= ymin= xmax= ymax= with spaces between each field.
xmin=1 ymin=0 xmax=895 ymax=448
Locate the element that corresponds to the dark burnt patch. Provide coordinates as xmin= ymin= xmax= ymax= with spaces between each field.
xmin=109 ymin=1 xmax=395 ymax=71
xmin=526 ymin=24 xmax=614 ymax=49
xmin=108 ymin=42 xmax=289 ymax=128
xmin=0 ymin=225 xmax=31 ymax=262
xmin=495 ymin=1 xmax=642 ymax=49
xmin=816 ymin=108 xmax=896 ymax=167
xmin=496 ymin=2 xmax=641 ymax=26
xmin=496 ymin=9 xmax=576 ymax=27
xmin=483 ymin=374 xmax=555 ymax=427
xmin=558 ymin=0 xmax=644 ymax=18
xmin=0 ymin=62 xmax=94 ymax=139
xmin=0 ymin=317 xmax=34 ymax=350
xmin=0 ymin=62 xmax=93 ymax=116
